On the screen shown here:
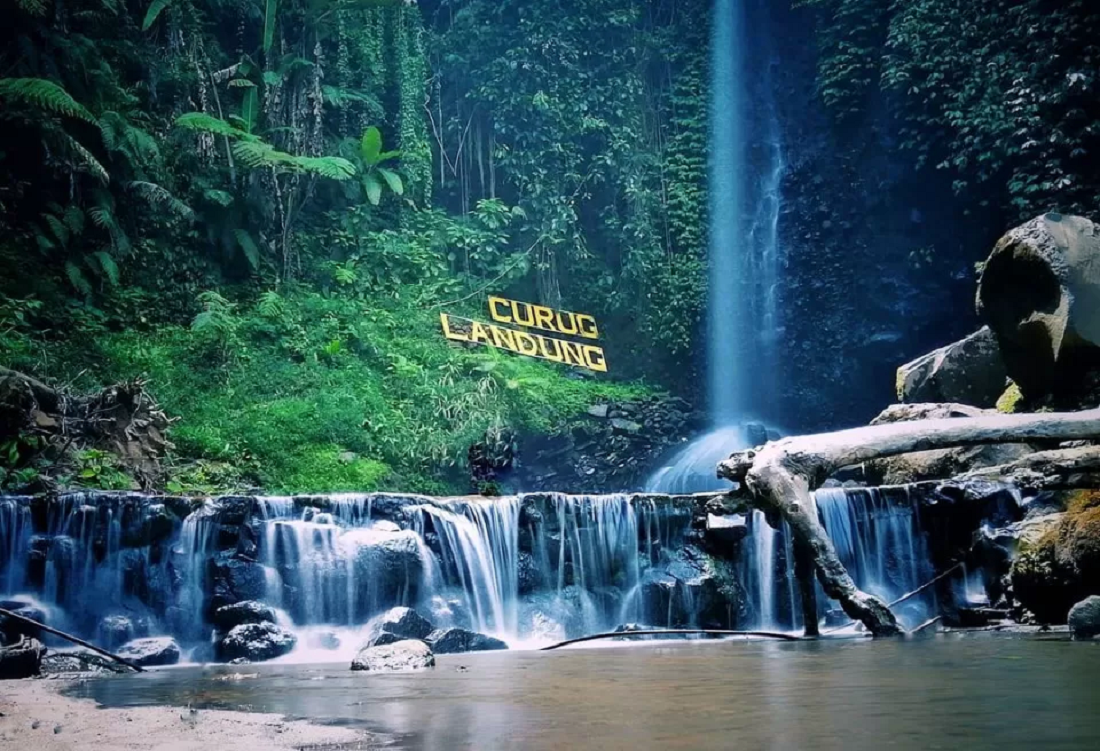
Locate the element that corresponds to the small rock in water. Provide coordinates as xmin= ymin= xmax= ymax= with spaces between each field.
xmin=30 ymin=720 xmax=40 ymax=730
xmin=53 ymin=725 xmax=61 ymax=734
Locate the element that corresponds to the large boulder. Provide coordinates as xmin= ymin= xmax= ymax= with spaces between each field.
xmin=425 ymin=627 xmax=508 ymax=654
xmin=1068 ymin=595 xmax=1100 ymax=639
xmin=365 ymin=606 xmax=433 ymax=646
xmin=209 ymin=552 xmax=268 ymax=612
xmin=218 ymin=622 xmax=296 ymax=662
xmin=977 ymin=213 xmax=1100 ymax=398
xmin=213 ymin=601 xmax=277 ymax=632
xmin=351 ymin=639 xmax=435 ymax=672
xmin=896 ymin=327 xmax=1008 ymax=408
xmin=96 ymin=614 xmax=151 ymax=650
xmin=116 ymin=637 xmax=181 ymax=667
xmin=346 ymin=529 xmax=427 ymax=619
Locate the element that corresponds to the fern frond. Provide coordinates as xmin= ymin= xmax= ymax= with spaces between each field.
xmin=295 ymin=155 xmax=356 ymax=180
xmin=63 ymin=205 xmax=85 ymax=236
xmin=65 ymin=261 xmax=92 ymax=295
xmin=0 ymin=78 xmax=96 ymax=122
xmin=63 ymin=135 xmax=110 ymax=183
xmin=203 ymin=189 xmax=234 ymax=206
xmin=44 ymin=214 xmax=70 ymax=247
xmin=142 ymin=0 xmax=175 ymax=31
xmin=92 ymin=251 xmax=120 ymax=285
xmin=233 ymin=229 xmax=261 ymax=269
xmin=126 ymin=181 xmax=195 ymax=221
xmin=175 ymin=112 xmax=257 ymax=142
xmin=15 ymin=0 xmax=50 ymax=16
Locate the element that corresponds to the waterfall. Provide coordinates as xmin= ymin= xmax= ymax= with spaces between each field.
xmin=814 ymin=487 xmax=935 ymax=626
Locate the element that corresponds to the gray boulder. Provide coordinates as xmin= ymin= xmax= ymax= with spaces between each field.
xmin=213 ymin=601 xmax=277 ymax=632
xmin=351 ymin=639 xmax=435 ymax=672
xmin=349 ymin=530 xmax=427 ymax=619
xmin=218 ymin=622 xmax=296 ymax=662
xmin=1068 ymin=595 xmax=1100 ymax=640
xmin=209 ymin=552 xmax=268 ymax=611
xmin=97 ymin=615 xmax=138 ymax=650
xmin=977 ymin=213 xmax=1100 ymax=397
xmin=896 ymin=327 xmax=1007 ymax=408
xmin=371 ymin=606 xmax=433 ymax=640
xmin=425 ymin=627 xmax=508 ymax=654
xmin=116 ymin=637 xmax=181 ymax=667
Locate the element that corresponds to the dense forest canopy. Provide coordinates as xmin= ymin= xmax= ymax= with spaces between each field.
xmin=1 ymin=0 xmax=1099 ymax=494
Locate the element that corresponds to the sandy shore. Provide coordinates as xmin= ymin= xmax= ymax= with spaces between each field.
xmin=0 ymin=677 xmax=376 ymax=750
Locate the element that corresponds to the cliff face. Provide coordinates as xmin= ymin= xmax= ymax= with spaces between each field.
xmin=763 ymin=1 xmax=1002 ymax=432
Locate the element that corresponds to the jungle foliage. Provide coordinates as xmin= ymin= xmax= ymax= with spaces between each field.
xmin=798 ymin=0 xmax=1100 ymax=220
xmin=0 ymin=0 xmax=707 ymax=493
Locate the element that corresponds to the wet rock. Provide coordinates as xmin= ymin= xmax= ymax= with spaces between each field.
xmin=117 ymin=637 xmax=181 ymax=667
xmin=348 ymin=530 xmax=426 ymax=618
xmin=610 ymin=418 xmax=642 ymax=435
xmin=743 ymin=422 xmax=769 ymax=447
xmin=869 ymin=443 xmax=1036 ymax=485
xmin=425 ymin=628 xmax=508 ymax=654
xmin=96 ymin=615 xmax=137 ymax=650
xmin=367 ymin=606 xmax=433 ymax=645
xmin=896 ymin=327 xmax=1007 ymax=408
xmin=218 ymin=622 xmax=296 ymax=662
xmin=427 ymin=595 xmax=474 ymax=631
xmin=517 ymin=551 xmax=542 ymax=595
xmin=209 ymin=552 xmax=268 ymax=612
xmin=213 ymin=601 xmax=276 ymax=632
xmin=0 ymin=636 xmax=45 ymax=679
xmin=977 ymin=213 xmax=1100 ymax=399
xmin=1068 ymin=595 xmax=1100 ymax=639
xmin=351 ymin=639 xmax=435 ymax=672
xmin=367 ymin=632 xmax=402 ymax=647
xmin=587 ymin=404 xmax=609 ymax=418
xmin=704 ymin=513 xmax=747 ymax=547
xmin=0 ymin=600 xmax=47 ymax=643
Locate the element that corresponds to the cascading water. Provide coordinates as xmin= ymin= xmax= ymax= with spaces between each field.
xmin=0 ymin=491 xmax=717 ymax=660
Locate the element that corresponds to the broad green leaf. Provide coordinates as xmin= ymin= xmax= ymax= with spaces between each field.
xmin=360 ymin=126 xmax=382 ymax=165
xmin=263 ymin=0 xmax=277 ymax=53
xmin=377 ymin=167 xmax=403 ymax=195
xmin=363 ymin=173 xmax=382 ymax=205
xmin=142 ymin=0 xmax=174 ymax=31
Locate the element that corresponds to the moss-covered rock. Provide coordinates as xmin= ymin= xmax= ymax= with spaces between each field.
xmin=1011 ymin=490 xmax=1100 ymax=622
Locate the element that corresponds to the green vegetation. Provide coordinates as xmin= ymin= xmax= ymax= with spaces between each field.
xmin=799 ymin=0 xmax=1100 ymax=220
xmin=0 ymin=0 xmax=709 ymax=493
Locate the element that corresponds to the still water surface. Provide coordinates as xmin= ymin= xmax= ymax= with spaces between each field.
xmin=73 ymin=634 xmax=1100 ymax=750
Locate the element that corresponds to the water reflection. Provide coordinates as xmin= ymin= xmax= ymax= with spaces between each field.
xmin=71 ymin=634 xmax=1100 ymax=751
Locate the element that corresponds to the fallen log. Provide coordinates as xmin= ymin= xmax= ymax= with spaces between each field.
xmin=0 ymin=607 xmax=143 ymax=673
xmin=717 ymin=407 xmax=1100 ymax=637
xmin=541 ymin=629 xmax=806 ymax=650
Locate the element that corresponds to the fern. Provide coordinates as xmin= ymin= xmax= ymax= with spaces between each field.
xmin=256 ymin=290 xmax=285 ymax=318
xmin=0 ymin=78 xmax=96 ymax=122
xmin=203 ymin=189 xmax=234 ymax=206
xmin=15 ymin=0 xmax=49 ymax=15
xmin=92 ymin=251 xmax=120 ymax=285
xmin=63 ymin=205 xmax=85 ymax=236
xmin=294 ymin=155 xmax=357 ymax=180
xmin=234 ymin=229 xmax=261 ymax=269
xmin=142 ymin=0 xmax=175 ymax=31
xmin=99 ymin=111 xmax=160 ymax=166
xmin=65 ymin=262 xmax=92 ymax=295
xmin=127 ymin=181 xmax=195 ymax=221
xmin=175 ymin=112 xmax=258 ymax=142
xmin=44 ymin=214 xmax=70 ymax=247
xmin=63 ymin=135 xmax=110 ymax=183
xmin=231 ymin=140 xmax=356 ymax=180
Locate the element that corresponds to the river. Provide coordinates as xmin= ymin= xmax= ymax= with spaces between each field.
xmin=70 ymin=633 xmax=1099 ymax=750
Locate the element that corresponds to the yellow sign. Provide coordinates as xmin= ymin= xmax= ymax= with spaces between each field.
xmin=440 ymin=296 xmax=607 ymax=372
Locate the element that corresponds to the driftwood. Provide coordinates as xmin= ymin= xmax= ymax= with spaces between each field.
xmin=541 ymin=629 xmax=806 ymax=650
xmin=717 ymin=407 xmax=1100 ymax=636
xmin=0 ymin=606 xmax=143 ymax=672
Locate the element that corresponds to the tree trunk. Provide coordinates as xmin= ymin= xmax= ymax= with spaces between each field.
xmin=717 ymin=407 xmax=1100 ymax=636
